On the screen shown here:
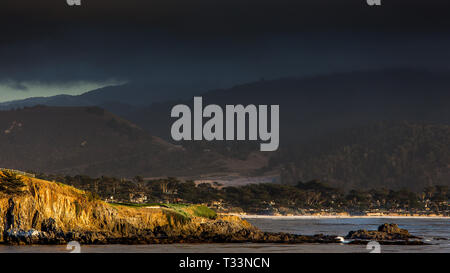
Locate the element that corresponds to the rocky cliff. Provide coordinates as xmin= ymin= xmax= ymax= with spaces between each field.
xmin=0 ymin=172 xmax=340 ymax=245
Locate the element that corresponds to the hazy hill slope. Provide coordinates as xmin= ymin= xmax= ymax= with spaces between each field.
xmin=0 ymin=106 xmax=254 ymax=178
xmin=0 ymin=106 xmax=183 ymax=177
xmin=2 ymin=69 xmax=449 ymax=142
xmin=126 ymin=68 xmax=450 ymax=142
xmin=269 ymin=122 xmax=450 ymax=191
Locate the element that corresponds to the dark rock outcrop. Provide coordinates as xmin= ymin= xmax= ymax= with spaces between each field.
xmin=345 ymin=223 xmax=426 ymax=245
xmin=2 ymin=216 xmax=341 ymax=245
xmin=2 ymin=218 xmax=427 ymax=246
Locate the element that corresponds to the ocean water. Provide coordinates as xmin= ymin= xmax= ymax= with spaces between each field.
xmin=0 ymin=217 xmax=448 ymax=253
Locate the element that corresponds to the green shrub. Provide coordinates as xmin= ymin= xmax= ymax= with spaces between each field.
xmin=190 ymin=205 xmax=217 ymax=219
xmin=163 ymin=209 xmax=191 ymax=226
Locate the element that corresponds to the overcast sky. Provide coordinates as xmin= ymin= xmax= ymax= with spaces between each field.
xmin=1 ymin=0 xmax=450 ymax=102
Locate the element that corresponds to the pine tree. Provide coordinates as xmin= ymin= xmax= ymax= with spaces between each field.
xmin=0 ymin=171 xmax=26 ymax=194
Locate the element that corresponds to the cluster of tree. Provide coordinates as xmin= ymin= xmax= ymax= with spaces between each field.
xmin=35 ymin=173 xmax=449 ymax=214
xmin=268 ymin=122 xmax=450 ymax=191
xmin=0 ymin=171 xmax=26 ymax=195
xmin=219 ymin=181 xmax=449 ymax=213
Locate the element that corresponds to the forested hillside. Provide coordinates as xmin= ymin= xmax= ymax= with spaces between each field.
xmin=269 ymin=122 xmax=450 ymax=190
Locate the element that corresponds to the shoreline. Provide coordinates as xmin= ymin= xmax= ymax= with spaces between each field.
xmin=226 ymin=213 xmax=450 ymax=219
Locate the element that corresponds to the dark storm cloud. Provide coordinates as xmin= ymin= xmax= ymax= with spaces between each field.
xmin=3 ymin=0 xmax=450 ymax=31
xmin=1 ymin=0 xmax=450 ymax=97
xmin=2 ymin=80 xmax=29 ymax=91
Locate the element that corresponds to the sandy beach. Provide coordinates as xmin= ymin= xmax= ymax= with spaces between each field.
xmin=227 ymin=213 xmax=450 ymax=220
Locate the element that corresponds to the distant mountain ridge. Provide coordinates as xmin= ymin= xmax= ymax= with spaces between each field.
xmin=0 ymin=106 xmax=183 ymax=177
xmin=119 ymin=68 xmax=450 ymax=143
xmin=2 ymin=69 xmax=450 ymax=135
xmin=1 ymin=68 xmax=449 ymax=190
xmin=0 ymin=94 xmax=94 ymax=109
xmin=0 ymin=81 xmax=199 ymax=110
xmin=0 ymin=105 xmax=267 ymax=178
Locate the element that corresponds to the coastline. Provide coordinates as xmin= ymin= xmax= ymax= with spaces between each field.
xmin=0 ymin=172 xmax=446 ymax=246
xmin=226 ymin=213 xmax=450 ymax=219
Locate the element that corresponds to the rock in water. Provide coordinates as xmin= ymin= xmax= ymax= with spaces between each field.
xmin=377 ymin=223 xmax=410 ymax=236
xmin=345 ymin=223 xmax=425 ymax=245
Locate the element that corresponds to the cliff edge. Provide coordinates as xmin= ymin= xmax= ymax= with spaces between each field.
xmin=0 ymin=171 xmax=339 ymax=244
